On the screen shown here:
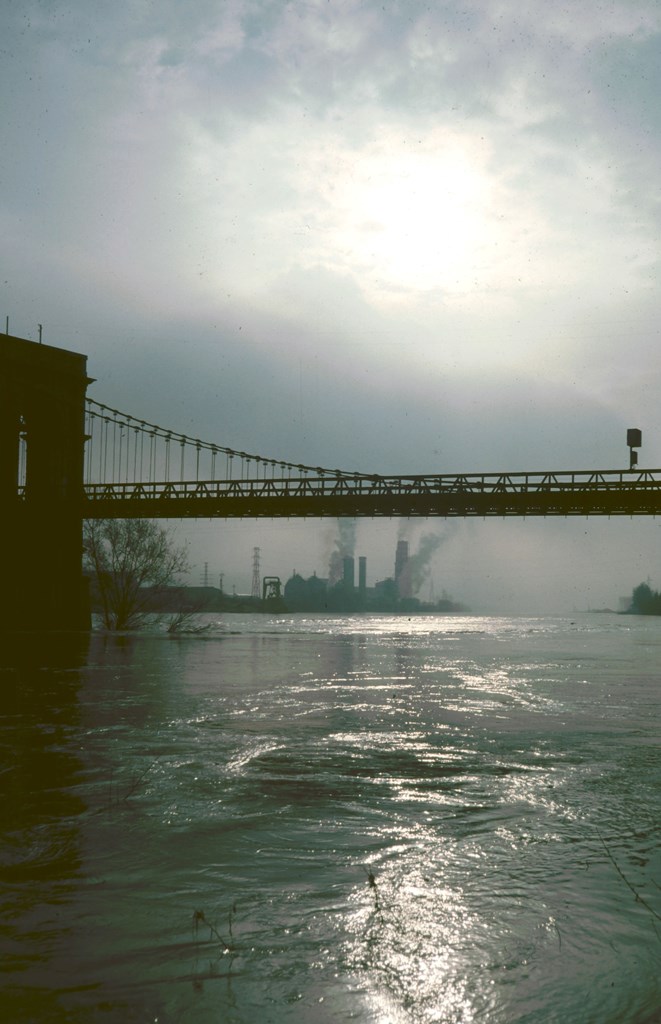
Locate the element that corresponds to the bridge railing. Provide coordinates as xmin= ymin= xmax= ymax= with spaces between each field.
xmin=81 ymin=468 xmax=661 ymax=500
xmin=16 ymin=464 xmax=661 ymax=516
xmin=76 ymin=467 xmax=661 ymax=519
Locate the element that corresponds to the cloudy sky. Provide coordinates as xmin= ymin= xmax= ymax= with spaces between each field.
xmin=3 ymin=0 xmax=661 ymax=612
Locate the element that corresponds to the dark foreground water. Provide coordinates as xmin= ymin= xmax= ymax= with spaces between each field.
xmin=1 ymin=613 xmax=661 ymax=1024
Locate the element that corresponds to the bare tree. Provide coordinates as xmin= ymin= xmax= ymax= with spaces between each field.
xmin=84 ymin=519 xmax=189 ymax=630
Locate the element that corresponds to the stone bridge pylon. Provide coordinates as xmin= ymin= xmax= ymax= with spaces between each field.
xmin=1 ymin=334 xmax=91 ymax=632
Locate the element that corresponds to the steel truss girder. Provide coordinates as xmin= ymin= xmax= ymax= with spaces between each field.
xmin=81 ymin=469 xmax=661 ymax=519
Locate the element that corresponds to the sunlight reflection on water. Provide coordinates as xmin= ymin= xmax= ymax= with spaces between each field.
xmin=2 ymin=614 xmax=661 ymax=1022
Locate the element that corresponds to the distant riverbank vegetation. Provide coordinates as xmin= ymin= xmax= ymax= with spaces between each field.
xmin=627 ymin=582 xmax=661 ymax=616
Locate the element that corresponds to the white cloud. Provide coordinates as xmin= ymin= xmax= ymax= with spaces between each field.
xmin=523 ymin=0 xmax=660 ymax=46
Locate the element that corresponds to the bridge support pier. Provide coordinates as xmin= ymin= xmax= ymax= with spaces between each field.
xmin=1 ymin=335 xmax=91 ymax=634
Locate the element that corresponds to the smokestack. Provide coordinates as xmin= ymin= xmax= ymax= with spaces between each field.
xmin=343 ymin=556 xmax=355 ymax=589
xmin=395 ymin=540 xmax=412 ymax=599
xmin=358 ymin=556 xmax=367 ymax=592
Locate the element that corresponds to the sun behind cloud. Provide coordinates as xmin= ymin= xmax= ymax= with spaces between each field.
xmin=183 ymin=119 xmax=501 ymax=304
xmin=325 ymin=136 xmax=495 ymax=295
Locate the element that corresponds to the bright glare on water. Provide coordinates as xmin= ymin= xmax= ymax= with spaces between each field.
xmin=1 ymin=613 xmax=661 ymax=1023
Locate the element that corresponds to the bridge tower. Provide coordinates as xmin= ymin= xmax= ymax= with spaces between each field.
xmin=0 ymin=334 xmax=91 ymax=632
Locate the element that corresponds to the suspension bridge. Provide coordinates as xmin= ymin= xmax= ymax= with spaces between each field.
xmin=81 ymin=398 xmax=661 ymax=519
xmin=3 ymin=332 xmax=661 ymax=632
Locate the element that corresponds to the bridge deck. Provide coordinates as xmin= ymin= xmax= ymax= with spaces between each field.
xmin=79 ymin=469 xmax=661 ymax=518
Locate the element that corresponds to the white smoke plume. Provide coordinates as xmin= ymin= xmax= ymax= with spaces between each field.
xmin=408 ymin=532 xmax=445 ymax=595
xmin=328 ymin=517 xmax=357 ymax=585
xmin=337 ymin=517 xmax=356 ymax=557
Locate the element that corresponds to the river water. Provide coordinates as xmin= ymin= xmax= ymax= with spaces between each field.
xmin=1 ymin=612 xmax=661 ymax=1024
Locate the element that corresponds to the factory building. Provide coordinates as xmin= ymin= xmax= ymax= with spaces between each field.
xmin=281 ymin=539 xmax=466 ymax=614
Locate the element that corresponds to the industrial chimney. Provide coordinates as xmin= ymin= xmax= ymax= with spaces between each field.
xmin=395 ymin=540 xmax=412 ymax=599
